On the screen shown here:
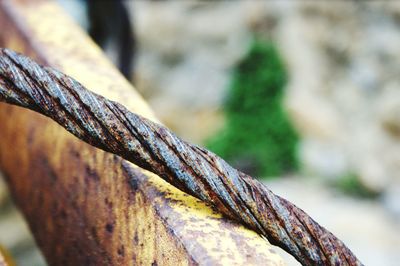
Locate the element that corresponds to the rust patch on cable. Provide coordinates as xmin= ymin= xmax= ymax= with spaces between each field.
xmin=0 ymin=48 xmax=362 ymax=266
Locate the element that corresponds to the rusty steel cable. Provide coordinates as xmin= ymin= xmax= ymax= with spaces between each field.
xmin=0 ymin=48 xmax=363 ymax=266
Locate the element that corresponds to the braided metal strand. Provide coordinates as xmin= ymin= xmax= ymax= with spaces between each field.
xmin=0 ymin=48 xmax=362 ymax=266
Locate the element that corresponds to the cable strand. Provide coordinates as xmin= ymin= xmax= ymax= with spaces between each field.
xmin=0 ymin=48 xmax=363 ymax=266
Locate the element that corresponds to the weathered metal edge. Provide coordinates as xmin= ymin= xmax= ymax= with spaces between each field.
xmin=0 ymin=0 xmax=285 ymax=265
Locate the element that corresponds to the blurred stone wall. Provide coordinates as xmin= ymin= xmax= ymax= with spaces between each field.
xmin=131 ymin=1 xmax=400 ymax=215
xmin=276 ymin=2 xmax=400 ymax=215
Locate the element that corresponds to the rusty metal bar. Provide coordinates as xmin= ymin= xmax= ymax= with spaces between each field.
xmin=0 ymin=47 xmax=363 ymax=266
xmin=0 ymin=0 xmax=285 ymax=265
xmin=0 ymin=250 xmax=9 ymax=266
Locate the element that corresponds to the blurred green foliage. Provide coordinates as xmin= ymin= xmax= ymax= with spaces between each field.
xmin=206 ymin=39 xmax=299 ymax=178
xmin=336 ymin=173 xmax=380 ymax=199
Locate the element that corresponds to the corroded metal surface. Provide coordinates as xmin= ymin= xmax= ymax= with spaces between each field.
xmin=0 ymin=250 xmax=9 ymax=266
xmin=0 ymin=0 xmax=285 ymax=265
xmin=0 ymin=45 xmax=363 ymax=265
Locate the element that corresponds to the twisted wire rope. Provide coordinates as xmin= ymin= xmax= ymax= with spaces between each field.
xmin=0 ymin=48 xmax=362 ymax=266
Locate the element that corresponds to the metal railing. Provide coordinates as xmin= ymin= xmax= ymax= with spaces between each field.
xmin=0 ymin=0 xmax=284 ymax=265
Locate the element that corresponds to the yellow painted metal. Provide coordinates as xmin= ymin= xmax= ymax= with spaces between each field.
xmin=0 ymin=0 xmax=285 ymax=265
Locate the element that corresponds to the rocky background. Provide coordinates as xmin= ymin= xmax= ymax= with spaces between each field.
xmin=0 ymin=1 xmax=399 ymax=265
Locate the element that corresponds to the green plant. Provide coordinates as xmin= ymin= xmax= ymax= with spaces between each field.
xmin=206 ymin=39 xmax=299 ymax=177
xmin=336 ymin=173 xmax=380 ymax=198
